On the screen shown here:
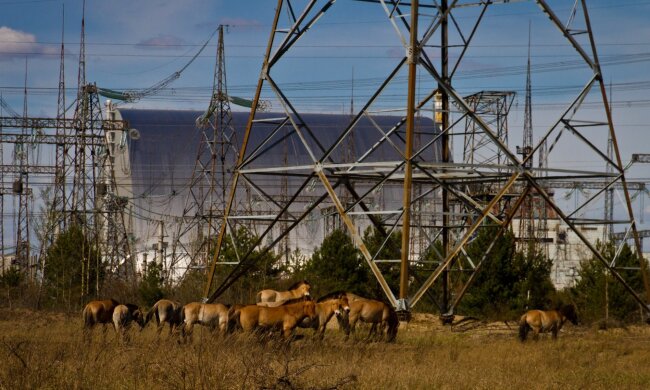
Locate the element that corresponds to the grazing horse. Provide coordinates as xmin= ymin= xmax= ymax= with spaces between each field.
xmin=299 ymin=292 xmax=350 ymax=339
xmin=180 ymin=302 xmax=230 ymax=342
xmin=144 ymin=299 xmax=183 ymax=338
xmin=112 ymin=304 xmax=144 ymax=343
xmin=341 ymin=293 xmax=399 ymax=342
xmin=82 ymin=299 xmax=120 ymax=340
xmin=256 ymin=280 xmax=311 ymax=304
xmin=519 ymin=304 xmax=578 ymax=341
xmin=238 ymin=298 xmax=317 ymax=338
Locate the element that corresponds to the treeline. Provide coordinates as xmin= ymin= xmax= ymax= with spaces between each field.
xmin=1 ymin=224 xmax=647 ymax=324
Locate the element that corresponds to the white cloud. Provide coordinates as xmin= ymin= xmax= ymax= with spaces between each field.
xmin=136 ymin=34 xmax=187 ymax=50
xmin=0 ymin=26 xmax=57 ymax=61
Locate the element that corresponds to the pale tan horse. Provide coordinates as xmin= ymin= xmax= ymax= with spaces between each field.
xmin=238 ymin=298 xmax=317 ymax=338
xmin=144 ymin=299 xmax=183 ymax=338
xmin=341 ymin=293 xmax=398 ymax=342
xmin=519 ymin=304 xmax=578 ymax=341
xmin=256 ymin=280 xmax=311 ymax=304
xmin=299 ymin=292 xmax=350 ymax=338
xmin=112 ymin=303 xmax=144 ymax=343
xmin=82 ymin=298 xmax=120 ymax=341
xmin=180 ymin=302 xmax=230 ymax=342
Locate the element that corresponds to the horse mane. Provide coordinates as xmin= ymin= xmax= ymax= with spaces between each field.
xmin=286 ymin=279 xmax=310 ymax=290
xmin=317 ymin=290 xmax=346 ymax=302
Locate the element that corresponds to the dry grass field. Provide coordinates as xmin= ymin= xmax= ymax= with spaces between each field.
xmin=1 ymin=309 xmax=650 ymax=389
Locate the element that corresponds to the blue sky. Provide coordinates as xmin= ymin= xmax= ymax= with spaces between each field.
xmin=1 ymin=0 xmax=650 ymax=230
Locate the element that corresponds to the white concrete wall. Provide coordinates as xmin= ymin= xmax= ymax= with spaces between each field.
xmin=512 ymin=218 xmax=605 ymax=289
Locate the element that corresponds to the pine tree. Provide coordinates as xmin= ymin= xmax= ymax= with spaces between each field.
xmin=303 ymin=229 xmax=371 ymax=297
xmin=571 ymin=241 xmax=646 ymax=323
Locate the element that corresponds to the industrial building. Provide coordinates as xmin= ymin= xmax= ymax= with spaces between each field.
xmin=108 ymin=105 xmax=442 ymax=278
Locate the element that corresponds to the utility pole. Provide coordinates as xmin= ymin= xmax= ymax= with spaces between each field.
xmin=399 ymin=0 xmax=418 ymax=315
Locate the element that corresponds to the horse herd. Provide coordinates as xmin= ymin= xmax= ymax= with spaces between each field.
xmin=82 ymin=279 xmax=579 ymax=344
xmin=82 ymin=281 xmax=399 ymax=343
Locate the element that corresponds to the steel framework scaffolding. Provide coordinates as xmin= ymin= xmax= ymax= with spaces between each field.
xmin=202 ymin=0 xmax=650 ymax=316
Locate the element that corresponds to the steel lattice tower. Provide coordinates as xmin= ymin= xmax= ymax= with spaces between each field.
xmin=202 ymin=0 xmax=650 ymax=318
xmin=15 ymin=59 xmax=31 ymax=273
xmin=172 ymin=25 xmax=240 ymax=273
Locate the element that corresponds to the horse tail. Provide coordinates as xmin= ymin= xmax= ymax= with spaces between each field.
xmin=518 ymin=314 xmax=529 ymax=342
xmin=144 ymin=302 xmax=158 ymax=327
xmin=82 ymin=305 xmax=93 ymax=329
xmin=179 ymin=305 xmax=187 ymax=338
xmin=179 ymin=305 xmax=186 ymax=324
xmin=227 ymin=305 xmax=242 ymax=332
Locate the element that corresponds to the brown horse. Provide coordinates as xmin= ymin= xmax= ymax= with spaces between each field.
xmin=180 ymin=302 xmax=230 ymax=342
xmin=519 ymin=304 xmax=578 ymax=341
xmin=299 ymin=291 xmax=350 ymax=339
xmin=341 ymin=293 xmax=398 ymax=342
xmin=112 ymin=304 xmax=144 ymax=343
xmin=256 ymin=280 xmax=311 ymax=304
xmin=238 ymin=298 xmax=317 ymax=338
xmin=82 ymin=298 xmax=120 ymax=341
xmin=144 ymin=299 xmax=183 ymax=338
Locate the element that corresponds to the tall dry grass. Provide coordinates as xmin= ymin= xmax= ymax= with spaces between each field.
xmin=1 ymin=308 xmax=649 ymax=389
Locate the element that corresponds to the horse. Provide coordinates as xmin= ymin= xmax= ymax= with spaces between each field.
xmin=179 ymin=302 xmax=230 ymax=342
xmin=298 ymin=291 xmax=350 ymax=339
xmin=256 ymin=280 xmax=311 ymax=304
xmin=238 ymin=298 xmax=317 ymax=338
xmin=144 ymin=299 xmax=183 ymax=338
xmin=112 ymin=303 xmax=144 ymax=343
xmin=518 ymin=304 xmax=578 ymax=341
xmin=340 ymin=293 xmax=398 ymax=342
xmin=82 ymin=298 xmax=120 ymax=341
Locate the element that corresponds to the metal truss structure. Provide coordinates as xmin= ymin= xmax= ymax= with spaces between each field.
xmin=0 ymin=3 xmax=132 ymax=299
xmin=0 ymin=112 xmax=132 ymax=279
xmin=203 ymin=0 xmax=650 ymax=317
xmin=170 ymin=25 xmax=240 ymax=273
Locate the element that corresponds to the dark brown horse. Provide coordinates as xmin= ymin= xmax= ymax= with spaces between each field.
xmin=299 ymin=291 xmax=350 ymax=339
xmin=144 ymin=299 xmax=183 ymax=338
xmin=112 ymin=303 xmax=144 ymax=343
xmin=82 ymin=298 xmax=120 ymax=340
xmin=519 ymin=304 xmax=578 ymax=341
xmin=340 ymin=293 xmax=398 ymax=342
xmin=257 ymin=280 xmax=311 ymax=304
xmin=238 ymin=298 xmax=317 ymax=338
